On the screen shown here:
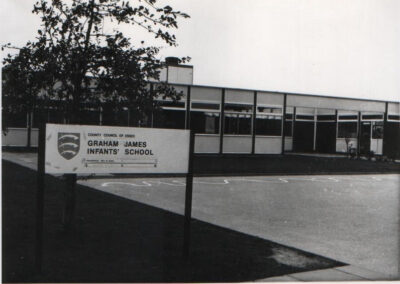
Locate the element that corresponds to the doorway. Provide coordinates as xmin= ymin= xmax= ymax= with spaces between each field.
xmin=316 ymin=122 xmax=336 ymax=153
xmin=293 ymin=121 xmax=314 ymax=152
xmin=359 ymin=122 xmax=371 ymax=155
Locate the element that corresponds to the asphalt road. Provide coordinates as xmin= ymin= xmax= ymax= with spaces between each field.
xmin=80 ymin=174 xmax=399 ymax=278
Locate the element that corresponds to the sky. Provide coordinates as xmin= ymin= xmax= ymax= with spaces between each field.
xmin=1 ymin=0 xmax=399 ymax=102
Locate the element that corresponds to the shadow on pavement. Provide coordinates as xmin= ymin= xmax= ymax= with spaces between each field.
xmin=2 ymin=160 xmax=344 ymax=282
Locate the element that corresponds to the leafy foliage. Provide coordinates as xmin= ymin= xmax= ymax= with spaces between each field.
xmin=3 ymin=0 xmax=190 ymax=126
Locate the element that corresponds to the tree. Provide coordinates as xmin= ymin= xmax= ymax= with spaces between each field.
xmin=2 ymin=0 xmax=190 ymax=126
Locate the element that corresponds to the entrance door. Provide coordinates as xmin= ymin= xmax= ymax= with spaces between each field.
xmin=293 ymin=121 xmax=314 ymax=152
xmin=360 ymin=122 xmax=371 ymax=155
xmin=316 ymin=122 xmax=336 ymax=153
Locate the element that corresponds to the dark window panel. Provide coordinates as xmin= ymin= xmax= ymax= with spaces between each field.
xmin=224 ymin=103 xmax=252 ymax=112
xmin=338 ymin=122 xmax=358 ymax=138
xmin=191 ymin=102 xmax=220 ymax=110
xmin=190 ymin=111 xmax=220 ymax=134
xmin=257 ymin=106 xmax=282 ymax=114
xmin=296 ymin=115 xmax=314 ymax=120
xmin=388 ymin=115 xmax=400 ymax=120
xmin=372 ymin=122 xmax=384 ymax=139
xmin=224 ymin=114 xmax=252 ymax=135
xmin=255 ymin=116 xmax=282 ymax=136
xmin=317 ymin=115 xmax=336 ymax=121
xmin=153 ymin=109 xmax=185 ymax=129
xmin=284 ymin=121 xmax=292 ymax=137
xmin=157 ymin=101 xmax=185 ymax=108
xmin=338 ymin=115 xmax=358 ymax=120
xmin=362 ymin=114 xmax=383 ymax=120
xmin=285 ymin=114 xmax=293 ymax=120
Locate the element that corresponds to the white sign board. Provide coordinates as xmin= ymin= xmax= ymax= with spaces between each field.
xmin=45 ymin=124 xmax=190 ymax=174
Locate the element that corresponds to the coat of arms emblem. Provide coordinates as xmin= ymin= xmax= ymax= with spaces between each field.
xmin=58 ymin=133 xmax=80 ymax=160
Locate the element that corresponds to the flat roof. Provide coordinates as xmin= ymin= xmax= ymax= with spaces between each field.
xmin=159 ymin=82 xmax=399 ymax=105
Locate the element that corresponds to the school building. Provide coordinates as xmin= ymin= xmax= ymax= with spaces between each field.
xmin=2 ymin=58 xmax=400 ymax=159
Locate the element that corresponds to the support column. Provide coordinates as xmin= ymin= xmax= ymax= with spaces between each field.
xmin=150 ymin=83 xmax=154 ymax=128
xmin=383 ymin=102 xmax=388 ymax=156
xmin=334 ymin=109 xmax=338 ymax=153
xmin=251 ymin=91 xmax=257 ymax=154
xmin=313 ymin=108 xmax=317 ymax=152
xmin=357 ymin=111 xmax=361 ymax=157
xmin=219 ymin=89 xmax=225 ymax=154
xmin=185 ymin=86 xmax=191 ymax=130
xmin=281 ymin=94 xmax=287 ymax=154
xmin=292 ymin=107 xmax=296 ymax=152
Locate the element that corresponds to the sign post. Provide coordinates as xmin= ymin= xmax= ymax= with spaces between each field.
xmin=35 ymin=124 xmax=46 ymax=272
xmin=183 ymin=130 xmax=195 ymax=260
xmin=63 ymin=174 xmax=77 ymax=231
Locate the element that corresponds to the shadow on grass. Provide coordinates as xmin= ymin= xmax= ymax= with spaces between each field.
xmin=2 ymin=160 xmax=344 ymax=283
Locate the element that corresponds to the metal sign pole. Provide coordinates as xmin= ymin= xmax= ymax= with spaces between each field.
xmin=63 ymin=173 xmax=77 ymax=231
xmin=183 ymin=130 xmax=195 ymax=260
xmin=35 ymin=124 xmax=46 ymax=272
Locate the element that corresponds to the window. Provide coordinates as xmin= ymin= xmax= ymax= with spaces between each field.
xmin=284 ymin=121 xmax=292 ymax=137
xmin=285 ymin=113 xmax=293 ymax=120
xmin=338 ymin=115 xmax=358 ymax=121
xmin=152 ymin=99 xmax=186 ymax=129
xmin=224 ymin=103 xmax=252 ymax=135
xmin=224 ymin=113 xmax=252 ymax=135
xmin=338 ymin=122 xmax=357 ymax=138
xmin=257 ymin=106 xmax=282 ymax=114
xmin=191 ymin=102 xmax=219 ymax=110
xmin=388 ymin=115 xmax=400 ymax=121
xmin=317 ymin=115 xmax=336 ymax=121
xmin=191 ymin=112 xmax=220 ymax=134
xmin=284 ymin=113 xmax=293 ymax=137
xmin=225 ymin=103 xmax=252 ymax=113
xmin=296 ymin=114 xmax=314 ymax=120
xmin=255 ymin=115 xmax=281 ymax=136
xmin=190 ymin=101 xmax=220 ymax=134
xmin=362 ymin=114 xmax=383 ymax=120
xmin=372 ymin=122 xmax=383 ymax=139
xmin=158 ymin=100 xmax=185 ymax=109
xmin=153 ymin=109 xmax=185 ymax=129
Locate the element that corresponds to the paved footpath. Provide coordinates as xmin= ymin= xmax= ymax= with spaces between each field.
xmin=2 ymin=152 xmax=399 ymax=281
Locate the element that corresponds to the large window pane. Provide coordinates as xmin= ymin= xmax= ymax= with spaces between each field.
xmin=224 ymin=114 xmax=252 ymax=135
xmin=338 ymin=122 xmax=357 ymax=138
xmin=372 ymin=122 xmax=383 ymax=139
xmin=153 ymin=109 xmax=185 ymax=129
xmin=190 ymin=111 xmax=220 ymax=134
xmin=225 ymin=103 xmax=252 ymax=113
xmin=191 ymin=102 xmax=219 ymax=110
xmin=284 ymin=121 xmax=292 ymax=137
xmin=255 ymin=115 xmax=281 ymax=136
